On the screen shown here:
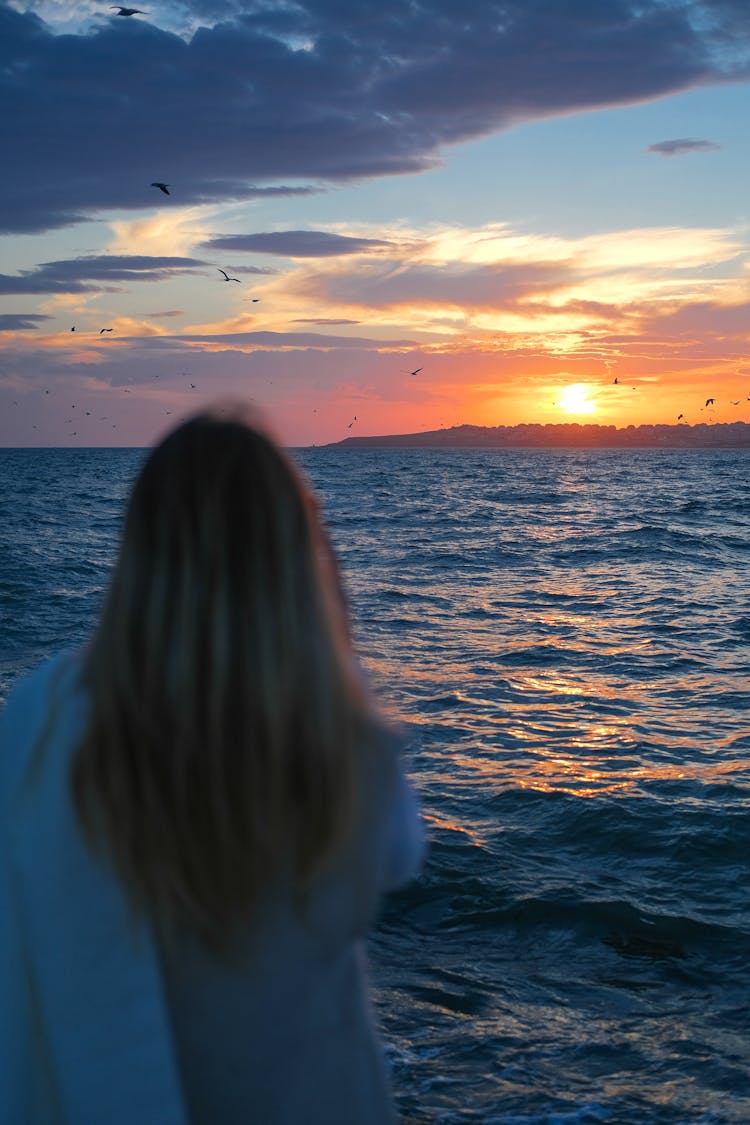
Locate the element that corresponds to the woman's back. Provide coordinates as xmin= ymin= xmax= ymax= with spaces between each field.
xmin=159 ymin=747 xmax=410 ymax=1124
xmin=0 ymin=409 xmax=424 ymax=1123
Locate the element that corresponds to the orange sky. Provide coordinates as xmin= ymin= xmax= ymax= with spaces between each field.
xmin=2 ymin=215 xmax=748 ymax=445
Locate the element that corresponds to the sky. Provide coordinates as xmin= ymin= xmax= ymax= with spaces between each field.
xmin=1 ymin=0 xmax=750 ymax=447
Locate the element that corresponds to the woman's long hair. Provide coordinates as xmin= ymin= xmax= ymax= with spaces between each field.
xmin=72 ymin=407 xmax=378 ymax=951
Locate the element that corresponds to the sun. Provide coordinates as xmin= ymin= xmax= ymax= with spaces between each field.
xmin=557 ymin=383 xmax=597 ymax=415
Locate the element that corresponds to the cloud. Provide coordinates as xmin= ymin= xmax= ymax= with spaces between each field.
xmin=292 ymin=318 xmax=361 ymax=325
xmin=141 ymin=330 xmax=418 ymax=350
xmin=286 ymin=259 xmax=575 ymax=311
xmin=267 ymin=222 xmax=744 ymax=325
xmin=0 ymin=313 xmax=51 ymax=331
xmin=647 ymin=137 xmax=722 ymax=155
xmin=202 ymin=230 xmax=393 ymax=257
xmin=3 ymin=0 xmax=749 ymax=232
xmin=0 ymin=254 xmax=207 ymax=294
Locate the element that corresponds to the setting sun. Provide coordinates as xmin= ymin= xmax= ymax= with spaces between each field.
xmin=557 ymin=384 xmax=597 ymax=415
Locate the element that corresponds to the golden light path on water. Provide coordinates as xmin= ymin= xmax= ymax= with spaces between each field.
xmin=369 ymin=651 xmax=748 ymax=805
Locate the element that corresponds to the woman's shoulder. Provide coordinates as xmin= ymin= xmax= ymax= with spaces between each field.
xmin=0 ymin=650 xmax=86 ymax=790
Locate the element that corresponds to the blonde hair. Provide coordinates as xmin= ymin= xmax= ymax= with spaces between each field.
xmin=72 ymin=407 xmax=378 ymax=951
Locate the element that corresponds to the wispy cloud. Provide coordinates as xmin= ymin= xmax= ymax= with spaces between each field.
xmin=201 ymin=231 xmax=393 ymax=257
xmin=646 ymin=138 xmax=722 ymax=155
xmin=0 ymin=313 xmax=51 ymax=331
xmin=0 ymin=255 xmax=207 ymax=295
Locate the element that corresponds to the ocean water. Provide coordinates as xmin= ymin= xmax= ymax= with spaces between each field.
xmin=1 ymin=445 xmax=749 ymax=1124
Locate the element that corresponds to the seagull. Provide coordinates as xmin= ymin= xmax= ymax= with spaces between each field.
xmin=151 ymin=182 xmax=170 ymax=195
xmin=99 ymin=327 xmax=113 ymax=334
xmin=705 ymin=397 xmax=715 ymax=406
xmin=218 ymin=269 xmax=240 ymax=283
xmin=112 ymin=7 xmax=147 ymax=15
xmin=677 ymin=414 xmax=684 ymax=421
xmin=403 ymin=367 xmax=422 ymax=376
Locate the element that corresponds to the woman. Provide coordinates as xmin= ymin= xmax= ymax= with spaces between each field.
xmin=0 ymin=407 xmax=424 ymax=1124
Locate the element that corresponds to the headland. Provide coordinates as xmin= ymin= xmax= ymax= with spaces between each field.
xmin=329 ymin=421 xmax=750 ymax=449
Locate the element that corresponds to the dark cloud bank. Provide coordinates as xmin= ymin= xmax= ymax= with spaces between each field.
xmin=2 ymin=0 xmax=749 ymax=233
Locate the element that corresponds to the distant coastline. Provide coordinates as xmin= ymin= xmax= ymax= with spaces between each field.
xmin=328 ymin=421 xmax=750 ymax=449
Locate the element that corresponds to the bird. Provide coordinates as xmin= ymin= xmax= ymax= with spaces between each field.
xmin=71 ymin=326 xmax=75 ymax=332
xmin=151 ymin=182 xmax=170 ymax=195
xmin=244 ymin=297 xmax=261 ymax=302
xmin=705 ymin=398 xmax=715 ymax=406
xmin=218 ymin=269 xmax=240 ymax=283
xmin=677 ymin=414 xmax=684 ymax=421
xmin=731 ymin=400 xmax=740 ymax=405
xmin=99 ymin=328 xmax=113 ymax=334
xmin=403 ymin=367 xmax=422 ymax=376
xmin=112 ymin=7 xmax=147 ymax=15
xmin=613 ymin=377 xmax=619 ymax=385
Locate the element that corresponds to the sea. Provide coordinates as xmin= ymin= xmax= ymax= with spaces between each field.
xmin=1 ymin=445 xmax=748 ymax=1124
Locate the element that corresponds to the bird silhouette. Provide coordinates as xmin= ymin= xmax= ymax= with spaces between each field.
xmin=112 ymin=7 xmax=147 ymax=15
xmin=613 ymin=377 xmax=619 ymax=385
xmin=218 ymin=269 xmax=240 ymax=283
xmin=99 ymin=328 xmax=113 ymax=334
xmin=705 ymin=397 xmax=715 ymax=406
xmin=151 ymin=182 xmax=170 ymax=195
xmin=402 ymin=367 xmax=422 ymax=376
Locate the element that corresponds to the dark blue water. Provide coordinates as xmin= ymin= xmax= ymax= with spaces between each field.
xmin=1 ymin=446 xmax=749 ymax=1124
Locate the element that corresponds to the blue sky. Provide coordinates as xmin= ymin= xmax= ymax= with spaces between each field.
xmin=2 ymin=0 xmax=749 ymax=445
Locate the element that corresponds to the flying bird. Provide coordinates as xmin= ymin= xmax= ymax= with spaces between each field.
xmin=402 ymin=367 xmax=422 ymax=376
xmin=111 ymin=7 xmax=147 ymax=15
xmin=151 ymin=182 xmax=170 ymax=195
xmin=99 ymin=328 xmax=113 ymax=334
xmin=705 ymin=397 xmax=715 ymax=406
xmin=677 ymin=414 xmax=684 ymax=421
xmin=218 ymin=269 xmax=240 ymax=283
xmin=731 ymin=400 xmax=740 ymax=405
